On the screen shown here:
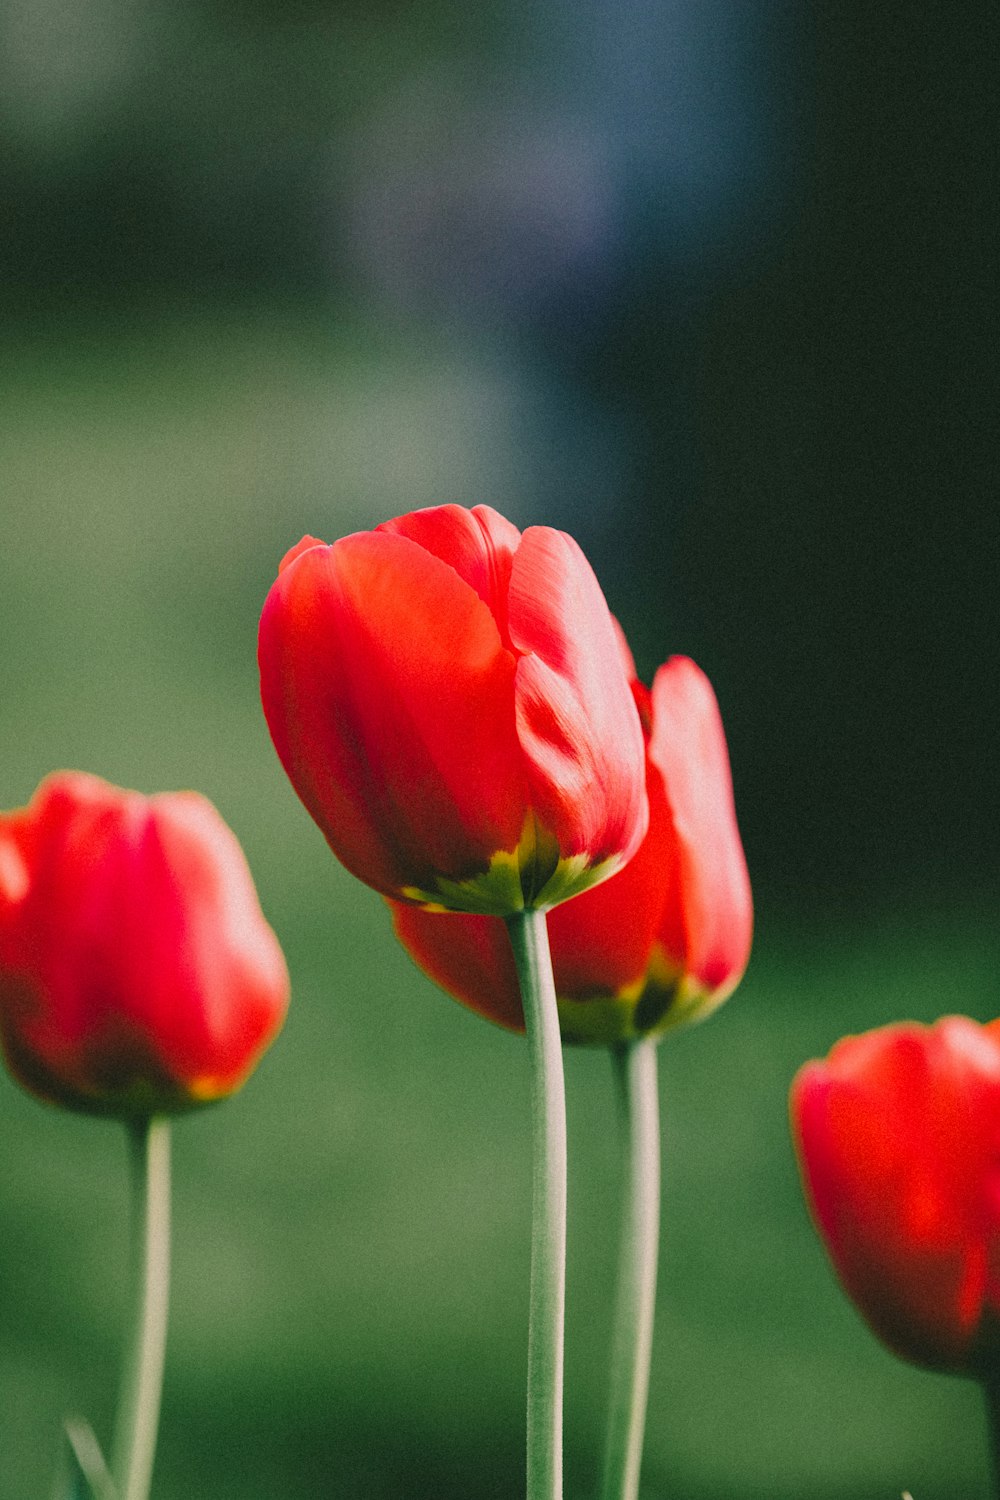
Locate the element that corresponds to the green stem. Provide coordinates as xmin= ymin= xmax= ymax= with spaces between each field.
xmin=600 ymin=1039 xmax=661 ymax=1500
xmin=983 ymin=1379 xmax=1000 ymax=1500
xmin=111 ymin=1115 xmax=171 ymax=1500
xmin=505 ymin=908 xmax=566 ymax=1500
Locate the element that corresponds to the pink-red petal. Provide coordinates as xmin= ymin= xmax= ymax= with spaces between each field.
xmin=389 ymin=901 xmax=524 ymax=1032
xmin=649 ymin=658 xmax=752 ymax=995
xmin=377 ymin=504 xmax=520 ymax=643
xmin=508 ymin=527 xmax=647 ymax=867
xmin=792 ymin=1018 xmax=1000 ymax=1373
xmin=259 ymin=530 xmax=529 ymax=898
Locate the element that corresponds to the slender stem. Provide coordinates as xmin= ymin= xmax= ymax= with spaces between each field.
xmin=600 ymin=1039 xmax=661 ymax=1500
xmin=505 ymin=908 xmax=567 ymax=1500
xmin=58 ymin=1419 xmax=116 ymax=1500
xmin=111 ymin=1115 xmax=171 ymax=1500
xmin=983 ymin=1378 xmax=1000 ymax=1500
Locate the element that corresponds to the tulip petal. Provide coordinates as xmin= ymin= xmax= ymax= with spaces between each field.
xmin=648 ymin=658 xmax=752 ymax=1000
xmin=279 ymin=535 xmax=327 ymax=573
xmin=508 ymin=526 xmax=647 ymax=891
xmin=131 ymin=795 xmax=291 ymax=1099
xmin=260 ymin=531 xmax=530 ymax=902
xmin=792 ymin=1017 xmax=1000 ymax=1374
xmin=546 ymin=760 xmax=671 ymax=1003
xmin=378 ymin=504 xmax=520 ymax=640
xmin=389 ymin=900 xmax=525 ymax=1032
xmin=0 ymin=829 xmax=30 ymax=907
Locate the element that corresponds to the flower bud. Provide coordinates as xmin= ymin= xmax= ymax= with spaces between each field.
xmin=0 ymin=772 xmax=289 ymax=1117
xmin=257 ymin=505 xmax=648 ymax=915
xmin=791 ymin=1016 xmax=1000 ymax=1375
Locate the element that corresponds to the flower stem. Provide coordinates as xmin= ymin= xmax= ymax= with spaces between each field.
xmin=600 ymin=1038 xmax=661 ymax=1500
xmin=983 ymin=1379 xmax=1000 ymax=1500
xmin=111 ymin=1115 xmax=171 ymax=1500
xmin=505 ymin=908 xmax=566 ymax=1500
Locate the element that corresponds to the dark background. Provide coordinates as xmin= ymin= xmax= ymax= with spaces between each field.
xmin=3 ymin=0 xmax=996 ymax=914
xmin=1 ymin=3 xmax=997 ymax=1497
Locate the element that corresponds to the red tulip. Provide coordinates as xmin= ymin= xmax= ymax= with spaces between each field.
xmin=791 ymin=1016 xmax=1000 ymax=1375
xmin=258 ymin=505 xmax=647 ymax=914
xmin=0 ymin=772 xmax=289 ymax=1117
xmin=390 ymin=655 xmax=752 ymax=1043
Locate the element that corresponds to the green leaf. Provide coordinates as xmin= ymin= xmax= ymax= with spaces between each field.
xmin=53 ymin=1418 xmax=118 ymax=1500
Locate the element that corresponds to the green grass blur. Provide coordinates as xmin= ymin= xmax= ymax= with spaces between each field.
xmin=1 ymin=312 xmax=997 ymax=1499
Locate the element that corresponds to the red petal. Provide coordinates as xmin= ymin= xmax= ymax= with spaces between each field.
xmin=378 ymin=505 xmax=520 ymax=643
xmin=389 ymin=900 xmax=525 ymax=1032
xmin=279 ymin=535 xmax=327 ymax=573
xmin=259 ymin=531 xmax=529 ymax=898
xmin=546 ymin=754 xmax=672 ymax=998
xmin=611 ymin=615 xmax=638 ymax=681
xmin=507 ymin=527 xmax=647 ymax=868
xmin=648 ymin=658 xmax=752 ymax=995
xmin=134 ymin=794 xmax=289 ymax=1093
xmin=791 ymin=1018 xmax=1000 ymax=1372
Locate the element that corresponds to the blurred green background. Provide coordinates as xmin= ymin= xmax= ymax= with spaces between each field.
xmin=1 ymin=2 xmax=997 ymax=1497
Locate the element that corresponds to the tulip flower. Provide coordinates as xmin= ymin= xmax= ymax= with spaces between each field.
xmin=390 ymin=654 xmax=753 ymax=1045
xmin=390 ymin=653 xmax=751 ymax=1500
xmin=257 ymin=504 xmax=647 ymax=916
xmin=0 ymin=770 xmax=289 ymax=1117
xmin=0 ymin=770 xmax=289 ymax=1500
xmin=791 ymin=1016 xmax=1000 ymax=1379
xmin=259 ymin=506 xmax=649 ymax=1500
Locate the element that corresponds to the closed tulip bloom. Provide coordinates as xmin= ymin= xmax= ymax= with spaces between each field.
xmin=0 ymin=772 xmax=289 ymax=1117
xmin=390 ymin=655 xmax=752 ymax=1043
xmin=791 ymin=1017 xmax=1000 ymax=1375
xmin=258 ymin=505 xmax=647 ymax=914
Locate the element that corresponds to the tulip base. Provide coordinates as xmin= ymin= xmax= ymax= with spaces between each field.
xmin=600 ymin=1039 xmax=661 ymax=1500
xmin=505 ymin=908 xmax=567 ymax=1500
xmin=111 ymin=1115 xmax=171 ymax=1500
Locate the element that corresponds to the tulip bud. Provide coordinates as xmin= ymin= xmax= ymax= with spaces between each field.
xmin=791 ymin=1016 xmax=1000 ymax=1376
xmin=0 ymin=772 xmax=289 ymax=1117
xmin=257 ymin=505 xmax=648 ymax=915
xmin=390 ymin=655 xmax=752 ymax=1044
